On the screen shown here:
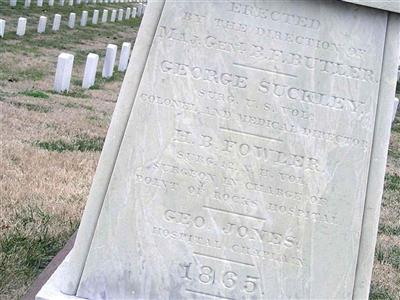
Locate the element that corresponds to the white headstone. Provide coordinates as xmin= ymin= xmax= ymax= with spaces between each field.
xmin=68 ymin=13 xmax=76 ymax=29
xmin=117 ymin=8 xmax=124 ymax=21
xmin=136 ymin=3 xmax=143 ymax=16
xmin=110 ymin=0 xmax=114 ymax=3
xmin=393 ymin=98 xmax=399 ymax=122
xmin=125 ymin=8 xmax=131 ymax=20
xmin=118 ymin=42 xmax=131 ymax=72
xmin=37 ymin=0 xmax=43 ymax=7
xmin=68 ymin=0 xmax=73 ymax=6
xmin=131 ymin=7 xmax=137 ymax=18
xmin=16 ymin=17 xmax=27 ymax=37
xmin=35 ymin=1 xmax=400 ymax=300
xmin=10 ymin=0 xmax=17 ymax=7
xmin=110 ymin=9 xmax=117 ymax=22
xmin=92 ymin=10 xmax=99 ymax=25
xmin=80 ymin=11 xmax=88 ymax=26
xmin=48 ymin=0 xmax=53 ymax=6
xmin=99 ymin=0 xmax=102 ymax=3
xmin=102 ymin=44 xmax=117 ymax=78
xmin=76 ymin=0 xmax=80 ymax=3
xmin=59 ymin=0 xmax=64 ymax=6
xmin=101 ymin=10 xmax=108 ymax=23
xmin=0 ymin=19 xmax=5 ymax=38
xmin=82 ymin=53 xmax=99 ymax=89
xmin=52 ymin=14 xmax=61 ymax=31
xmin=24 ymin=0 xmax=31 ymax=8
xmin=104 ymin=0 xmax=108 ymax=3
xmin=37 ymin=16 xmax=47 ymax=33
xmin=92 ymin=0 xmax=96 ymax=3
xmin=54 ymin=53 xmax=74 ymax=93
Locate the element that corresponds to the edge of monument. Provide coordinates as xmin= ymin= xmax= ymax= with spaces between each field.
xmin=353 ymin=12 xmax=400 ymax=299
xmin=35 ymin=1 xmax=167 ymax=298
xmin=341 ymin=0 xmax=400 ymax=14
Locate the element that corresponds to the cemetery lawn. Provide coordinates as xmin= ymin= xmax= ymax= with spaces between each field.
xmin=0 ymin=1 xmax=140 ymax=298
xmin=0 ymin=2 xmax=399 ymax=299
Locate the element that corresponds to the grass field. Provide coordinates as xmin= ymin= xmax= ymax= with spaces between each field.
xmin=0 ymin=1 xmax=399 ymax=299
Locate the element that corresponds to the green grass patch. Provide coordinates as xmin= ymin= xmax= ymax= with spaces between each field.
xmin=60 ymin=101 xmax=93 ymax=111
xmin=0 ymin=66 xmax=45 ymax=82
xmin=20 ymin=90 xmax=50 ymax=99
xmin=34 ymin=135 xmax=104 ymax=152
xmin=385 ymin=246 xmax=400 ymax=270
xmin=384 ymin=174 xmax=400 ymax=191
xmin=379 ymin=224 xmax=400 ymax=236
xmin=369 ymin=285 xmax=395 ymax=300
xmin=375 ymin=245 xmax=400 ymax=270
xmin=0 ymin=206 xmax=77 ymax=296
xmin=8 ymin=100 xmax=52 ymax=113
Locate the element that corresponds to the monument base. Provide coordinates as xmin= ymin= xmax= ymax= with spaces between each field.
xmin=22 ymin=233 xmax=84 ymax=300
xmin=35 ymin=251 xmax=85 ymax=300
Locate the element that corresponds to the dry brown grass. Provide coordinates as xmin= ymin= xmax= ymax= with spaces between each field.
xmin=0 ymin=2 xmax=140 ymax=297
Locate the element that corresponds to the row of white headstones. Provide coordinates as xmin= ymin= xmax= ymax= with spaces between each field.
xmin=0 ymin=5 xmax=145 ymax=37
xmin=54 ymin=42 xmax=131 ymax=92
xmin=9 ymin=0 xmax=143 ymax=7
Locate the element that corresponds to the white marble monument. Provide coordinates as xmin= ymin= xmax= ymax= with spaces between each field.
xmin=52 ymin=14 xmax=61 ymax=31
xmin=118 ymin=42 xmax=131 ymax=71
xmin=36 ymin=1 xmax=400 ymax=299
xmin=126 ymin=7 xmax=131 ymax=20
xmin=102 ymin=43 xmax=117 ymax=78
xmin=68 ymin=13 xmax=76 ymax=29
xmin=92 ymin=10 xmax=99 ymax=25
xmin=0 ymin=19 xmax=5 ymax=38
xmin=117 ymin=8 xmax=124 ymax=21
xmin=54 ymin=53 xmax=74 ymax=93
xmin=80 ymin=11 xmax=88 ymax=27
xmin=37 ymin=16 xmax=47 ymax=33
xmin=101 ymin=9 xmax=108 ymax=23
xmin=16 ymin=17 xmax=27 ymax=37
xmin=110 ymin=9 xmax=117 ymax=22
xmin=82 ymin=53 xmax=99 ymax=89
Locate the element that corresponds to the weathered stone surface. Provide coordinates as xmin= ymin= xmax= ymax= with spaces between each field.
xmin=37 ymin=0 xmax=43 ymax=7
xmin=36 ymin=1 xmax=400 ymax=299
xmin=16 ymin=17 xmax=27 ymax=36
xmin=37 ymin=16 xmax=47 ymax=33
xmin=48 ymin=0 xmax=53 ymax=7
xmin=54 ymin=53 xmax=74 ymax=93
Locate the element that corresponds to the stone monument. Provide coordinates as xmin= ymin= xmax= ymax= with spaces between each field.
xmin=36 ymin=0 xmax=400 ymax=299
